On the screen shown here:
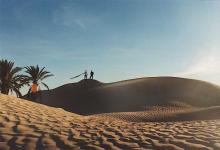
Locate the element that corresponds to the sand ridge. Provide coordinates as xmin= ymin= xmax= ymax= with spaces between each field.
xmin=0 ymin=94 xmax=220 ymax=150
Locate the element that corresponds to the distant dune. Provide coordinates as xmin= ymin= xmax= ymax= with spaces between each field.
xmin=1 ymin=94 xmax=220 ymax=150
xmin=25 ymin=77 xmax=220 ymax=115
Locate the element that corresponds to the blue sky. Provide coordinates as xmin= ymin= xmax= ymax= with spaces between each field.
xmin=1 ymin=0 xmax=220 ymax=91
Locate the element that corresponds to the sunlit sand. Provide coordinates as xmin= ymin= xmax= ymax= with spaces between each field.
xmin=0 ymin=94 xmax=220 ymax=150
xmin=2 ymin=0 xmax=220 ymax=149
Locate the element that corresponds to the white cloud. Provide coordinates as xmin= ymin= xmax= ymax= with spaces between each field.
xmin=176 ymin=56 xmax=220 ymax=77
xmin=53 ymin=4 xmax=99 ymax=30
xmin=173 ymin=48 xmax=220 ymax=84
xmin=73 ymin=19 xmax=86 ymax=30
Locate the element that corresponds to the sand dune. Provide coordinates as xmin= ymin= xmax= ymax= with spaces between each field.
xmin=1 ymin=94 xmax=220 ymax=150
xmin=93 ymin=106 xmax=220 ymax=122
xmin=25 ymin=77 xmax=220 ymax=115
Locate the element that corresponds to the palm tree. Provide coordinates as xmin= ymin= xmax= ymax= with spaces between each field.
xmin=0 ymin=59 xmax=27 ymax=97
xmin=25 ymin=65 xmax=53 ymax=96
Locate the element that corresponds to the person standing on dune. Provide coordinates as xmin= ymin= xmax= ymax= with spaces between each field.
xmin=84 ymin=70 xmax=88 ymax=79
xmin=90 ymin=70 xmax=94 ymax=79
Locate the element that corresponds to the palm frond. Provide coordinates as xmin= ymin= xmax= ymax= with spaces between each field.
xmin=0 ymin=59 xmax=24 ymax=96
xmin=40 ymin=74 xmax=54 ymax=81
xmin=41 ymin=82 xmax=50 ymax=90
xmin=13 ymin=88 xmax=22 ymax=98
xmin=10 ymin=67 xmax=23 ymax=76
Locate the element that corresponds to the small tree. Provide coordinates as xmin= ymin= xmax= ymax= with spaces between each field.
xmin=0 ymin=59 xmax=27 ymax=97
xmin=24 ymin=65 xmax=53 ymax=100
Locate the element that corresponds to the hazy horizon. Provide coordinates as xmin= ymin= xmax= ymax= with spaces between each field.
xmin=1 ymin=0 xmax=220 ymax=91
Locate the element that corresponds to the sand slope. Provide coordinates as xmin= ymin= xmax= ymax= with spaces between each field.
xmin=27 ymin=77 xmax=220 ymax=115
xmin=1 ymin=94 xmax=220 ymax=150
xmin=93 ymin=106 xmax=220 ymax=122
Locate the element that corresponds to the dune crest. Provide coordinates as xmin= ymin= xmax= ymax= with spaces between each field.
xmin=1 ymin=94 xmax=220 ymax=150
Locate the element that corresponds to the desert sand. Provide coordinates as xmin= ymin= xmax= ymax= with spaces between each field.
xmin=31 ymin=77 xmax=220 ymax=115
xmin=1 ymin=94 xmax=220 ymax=150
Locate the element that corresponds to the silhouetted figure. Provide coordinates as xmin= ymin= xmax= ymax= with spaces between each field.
xmin=90 ymin=70 xmax=94 ymax=79
xmin=84 ymin=70 xmax=88 ymax=79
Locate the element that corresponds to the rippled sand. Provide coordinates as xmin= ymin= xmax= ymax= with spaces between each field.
xmin=0 ymin=94 xmax=220 ymax=150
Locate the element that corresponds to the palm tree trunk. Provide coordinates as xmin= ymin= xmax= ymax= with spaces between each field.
xmin=1 ymin=85 xmax=9 ymax=95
